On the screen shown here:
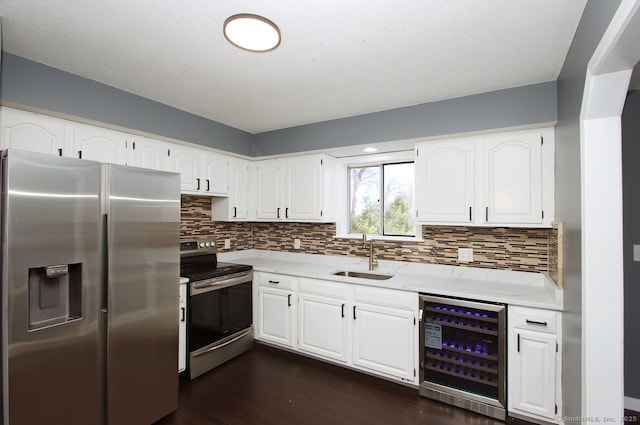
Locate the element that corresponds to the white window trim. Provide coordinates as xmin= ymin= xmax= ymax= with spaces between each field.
xmin=335 ymin=150 xmax=423 ymax=241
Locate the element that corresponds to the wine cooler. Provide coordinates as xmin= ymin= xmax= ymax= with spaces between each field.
xmin=418 ymin=294 xmax=506 ymax=420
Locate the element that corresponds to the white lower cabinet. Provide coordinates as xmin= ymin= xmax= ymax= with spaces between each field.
xmin=352 ymin=285 xmax=417 ymax=382
xmin=351 ymin=302 xmax=415 ymax=382
xmin=298 ymin=292 xmax=349 ymax=363
xmin=297 ymin=278 xmax=349 ymax=363
xmin=256 ymin=272 xmax=296 ymax=348
xmin=255 ymin=273 xmax=418 ymax=385
xmin=508 ymin=306 xmax=562 ymax=423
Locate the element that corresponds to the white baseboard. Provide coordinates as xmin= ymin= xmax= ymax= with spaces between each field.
xmin=625 ymin=396 xmax=640 ymax=412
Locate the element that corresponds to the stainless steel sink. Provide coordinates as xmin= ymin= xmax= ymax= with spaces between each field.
xmin=332 ymin=270 xmax=394 ymax=280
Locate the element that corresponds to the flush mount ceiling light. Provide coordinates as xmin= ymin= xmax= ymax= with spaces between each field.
xmin=363 ymin=147 xmax=379 ymax=153
xmin=223 ymin=14 xmax=281 ymax=53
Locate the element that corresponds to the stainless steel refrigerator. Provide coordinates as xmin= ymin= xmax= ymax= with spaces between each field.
xmin=0 ymin=149 xmax=180 ymax=425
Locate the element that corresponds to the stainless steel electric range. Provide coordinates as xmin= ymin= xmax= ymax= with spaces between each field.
xmin=180 ymin=240 xmax=253 ymax=380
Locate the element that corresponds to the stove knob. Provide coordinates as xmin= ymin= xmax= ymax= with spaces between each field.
xmin=205 ymin=242 xmax=210 ymax=247
xmin=199 ymin=242 xmax=205 ymax=248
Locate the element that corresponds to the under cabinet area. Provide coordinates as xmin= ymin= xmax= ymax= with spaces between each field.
xmin=415 ymin=128 xmax=554 ymax=227
xmin=254 ymin=272 xmax=418 ymax=385
xmin=508 ymin=305 xmax=562 ymax=423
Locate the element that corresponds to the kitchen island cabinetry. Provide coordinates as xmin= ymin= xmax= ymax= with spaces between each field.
xmin=508 ymin=306 xmax=562 ymax=423
xmin=256 ymin=272 xmax=297 ymax=348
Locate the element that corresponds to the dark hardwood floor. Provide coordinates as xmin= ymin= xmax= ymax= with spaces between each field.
xmin=156 ymin=343 xmax=531 ymax=425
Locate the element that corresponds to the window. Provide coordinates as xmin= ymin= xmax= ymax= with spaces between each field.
xmin=348 ymin=162 xmax=415 ymax=237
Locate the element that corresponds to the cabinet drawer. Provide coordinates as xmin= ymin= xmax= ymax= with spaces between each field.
xmin=509 ymin=306 xmax=559 ymax=334
xmin=299 ymin=278 xmax=349 ymax=299
xmin=353 ymin=285 xmax=416 ymax=311
xmin=256 ymin=272 xmax=297 ymax=290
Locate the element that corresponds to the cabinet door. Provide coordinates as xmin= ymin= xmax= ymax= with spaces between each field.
xmin=1 ymin=108 xmax=72 ymax=156
xmin=483 ymin=132 xmax=542 ymax=224
xmin=258 ymin=287 xmax=295 ymax=348
xmin=284 ymin=155 xmax=323 ymax=220
xmin=298 ymin=293 xmax=348 ymax=363
xmin=202 ymin=152 xmax=229 ymax=195
xmin=255 ymin=159 xmax=281 ymax=219
xmin=130 ymin=136 xmax=170 ymax=171
xmin=510 ymin=328 xmax=557 ymax=419
xmin=178 ymin=284 xmax=187 ymax=373
xmin=352 ymin=303 xmax=415 ymax=381
xmin=230 ymin=158 xmax=250 ymax=219
xmin=416 ymin=140 xmax=475 ymax=223
xmin=74 ymin=124 xmax=128 ymax=164
xmin=169 ymin=145 xmax=202 ymax=193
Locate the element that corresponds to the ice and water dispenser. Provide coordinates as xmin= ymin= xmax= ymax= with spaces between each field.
xmin=28 ymin=263 xmax=83 ymax=330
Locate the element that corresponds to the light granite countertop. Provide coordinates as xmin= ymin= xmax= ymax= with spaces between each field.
xmin=218 ymin=250 xmax=563 ymax=311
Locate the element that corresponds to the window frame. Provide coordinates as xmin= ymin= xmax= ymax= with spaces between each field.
xmin=347 ymin=160 xmax=416 ymax=238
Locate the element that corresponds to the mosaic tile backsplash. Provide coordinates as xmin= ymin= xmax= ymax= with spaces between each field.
xmin=182 ymin=195 xmax=557 ymax=274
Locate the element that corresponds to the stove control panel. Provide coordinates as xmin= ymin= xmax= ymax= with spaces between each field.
xmin=180 ymin=240 xmax=217 ymax=254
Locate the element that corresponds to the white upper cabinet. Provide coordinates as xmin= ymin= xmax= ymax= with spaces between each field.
xmin=229 ymin=158 xmax=251 ymax=219
xmin=415 ymin=138 xmax=475 ymax=223
xmin=73 ymin=124 xmax=129 ymax=165
xmin=483 ymin=132 xmax=542 ymax=224
xmin=201 ymin=151 xmax=229 ymax=195
xmin=255 ymin=154 xmax=333 ymax=222
xmin=212 ymin=157 xmax=252 ymax=221
xmin=415 ymin=128 xmax=554 ymax=227
xmin=169 ymin=144 xmax=229 ymax=195
xmin=129 ymin=136 xmax=171 ymax=171
xmin=255 ymin=159 xmax=282 ymax=219
xmin=283 ymin=155 xmax=324 ymax=220
xmin=168 ymin=144 xmax=201 ymax=192
xmin=0 ymin=108 xmax=73 ymax=156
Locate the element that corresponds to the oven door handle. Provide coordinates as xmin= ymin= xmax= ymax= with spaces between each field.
xmin=191 ymin=272 xmax=252 ymax=294
xmin=192 ymin=328 xmax=253 ymax=358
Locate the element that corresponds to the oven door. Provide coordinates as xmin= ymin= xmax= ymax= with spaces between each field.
xmin=188 ymin=271 xmax=253 ymax=379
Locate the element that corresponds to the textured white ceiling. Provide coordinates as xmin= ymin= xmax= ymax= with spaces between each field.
xmin=0 ymin=0 xmax=587 ymax=134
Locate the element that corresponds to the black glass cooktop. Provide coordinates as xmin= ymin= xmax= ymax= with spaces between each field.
xmin=180 ymin=253 xmax=252 ymax=282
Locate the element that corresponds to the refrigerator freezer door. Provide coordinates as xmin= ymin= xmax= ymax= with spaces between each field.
xmin=104 ymin=164 xmax=179 ymax=425
xmin=1 ymin=150 xmax=101 ymax=425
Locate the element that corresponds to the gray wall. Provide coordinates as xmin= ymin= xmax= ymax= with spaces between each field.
xmin=555 ymin=0 xmax=622 ymax=418
xmin=623 ymin=89 xmax=640 ymax=400
xmin=1 ymin=53 xmax=559 ymax=159
xmin=253 ymin=81 xmax=557 ymax=156
xmin=0 ymin=53 xmax=255 ymax=156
